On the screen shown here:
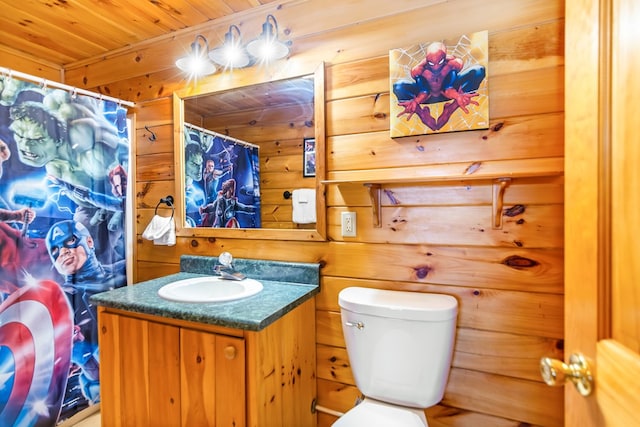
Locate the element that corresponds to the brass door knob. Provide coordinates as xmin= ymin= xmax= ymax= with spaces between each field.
xmin=540 ymin=353 xmax=593 ymax=396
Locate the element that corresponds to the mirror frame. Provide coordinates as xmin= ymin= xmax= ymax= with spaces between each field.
xmin=172 ymin=62 xmax=326 ymax=241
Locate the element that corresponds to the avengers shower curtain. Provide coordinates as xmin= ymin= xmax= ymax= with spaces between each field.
xmin=0 ymin=77 xmax=129 ymax=425
xmin=183 ymin=124 xmax=261 ymax=228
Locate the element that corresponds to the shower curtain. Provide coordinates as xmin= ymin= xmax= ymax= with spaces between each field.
xmin=183 ymin=124 xmax=261 ymax=228
xmin=0 ymin=77 xmax=129 ymax=426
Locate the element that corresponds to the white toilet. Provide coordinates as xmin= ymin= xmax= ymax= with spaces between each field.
xmin=333 ymin=287 xmax=458 ymax=427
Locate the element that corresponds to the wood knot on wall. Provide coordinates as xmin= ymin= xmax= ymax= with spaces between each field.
xmin=505 ymin=204 xmax=526 ymax=217
xmin=501 ymin=255 xmax=539 ymax=270
xmin=413 ymin=265 xmax=432 ymax=279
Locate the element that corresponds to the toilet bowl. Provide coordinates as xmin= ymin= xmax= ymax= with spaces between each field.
xmin=332 ymin=287 xmax=458 ymax=427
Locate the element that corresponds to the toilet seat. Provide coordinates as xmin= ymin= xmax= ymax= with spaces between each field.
xmin=331 ymin=398 xmax=428 ymax=427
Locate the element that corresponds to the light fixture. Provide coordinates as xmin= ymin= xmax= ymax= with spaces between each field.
xmin=209 ymin=25 xmax=251 ymax=69
xmin=246 ymin=14 xmax=290 ymax=62
xmin=175 ymin=34 xmax=216 ymax=76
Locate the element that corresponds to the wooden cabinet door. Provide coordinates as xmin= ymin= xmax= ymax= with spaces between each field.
xmin=99 ymin=311 xmax=181 ymax=427
xmin=181 ymin=328 xmax=246 ymax=427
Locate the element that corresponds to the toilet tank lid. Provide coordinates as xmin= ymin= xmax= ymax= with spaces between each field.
xmin=338 ymin=287 xmax=458 ymax=321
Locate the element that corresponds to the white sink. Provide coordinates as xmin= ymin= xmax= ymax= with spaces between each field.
xmin=157 ymin=276 xmax=263 ymax=303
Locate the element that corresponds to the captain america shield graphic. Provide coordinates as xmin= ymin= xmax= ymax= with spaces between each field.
xmin=0 ymin=279 xmax=74 ymax=427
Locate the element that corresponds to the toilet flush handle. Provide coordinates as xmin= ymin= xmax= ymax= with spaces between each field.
xmin=345 ymin=321 xmax=365 ymax=330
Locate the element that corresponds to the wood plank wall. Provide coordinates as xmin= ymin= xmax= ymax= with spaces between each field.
xmin=9 ymin=0 xmax=564 ymax=425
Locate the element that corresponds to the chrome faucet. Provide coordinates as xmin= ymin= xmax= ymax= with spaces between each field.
xmin=214 ymin=252 xmax=246 ymax=280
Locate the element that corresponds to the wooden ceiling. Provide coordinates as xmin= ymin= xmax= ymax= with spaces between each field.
xmin=0 ymin=0 xmax=281 ymax=67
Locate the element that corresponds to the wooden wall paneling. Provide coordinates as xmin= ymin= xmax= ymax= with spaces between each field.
xmin=326 ymin=93 xmax=390 ymax=136
xmin=136 ymin=181 xmax=176 ymax=210
xmin=452 ymin=328 xmax=563 ymax=382
xmin=136 ymin=260 xmax=181 ymax=282
xmin=424 ymin=405 xmax=546 ymax=427
xmin=489 ymin=67 xmax=564 ymax=118
xmin=444 ymin=368 xmax=563 ymax=426
xmin=136 ymin=152 xmax=175 ymax=182
xmin=316 ymin=378 xmax=362 ymax=418
xmin=320 ymin=242 xmax=563 ymax=294
xmin=135 ymin=98 xmax=172 ymax=125
xmin=325 ymin=56 xmax=389 ymax=101
xmin=316 ymin=344 xmax=353 ymax=384
xmin=327 ymin=113 xmax=564 ymax=171
xmin=327 ymin=204 xmax=563 ymax=248
xmin=489 ymin=21 xmax=564 ymax=75
xmin=94 ymin=68 xmax=184 ymax=102
xmin=136 ymin=123 xmax=174 ymax=156
xmin=135 ymin=237 xmax=328 ymax=265
xmin=213 ymin=122 xmax=312 ymax=146
xmin=260 ymin=151 xmax=306 ymax=175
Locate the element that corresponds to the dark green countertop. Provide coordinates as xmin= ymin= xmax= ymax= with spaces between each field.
xmin=90 ymin=255 xmax=320 ymax=331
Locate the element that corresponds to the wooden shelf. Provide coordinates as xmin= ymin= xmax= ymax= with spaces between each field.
xmin=321 ymin=157 xmax=564 ymax=186
xmin=322 ymin=157 xmax=564 ymax=228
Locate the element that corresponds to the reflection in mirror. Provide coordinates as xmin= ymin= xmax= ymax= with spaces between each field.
xmin=173 ymin=63 xmax=326 ymax=241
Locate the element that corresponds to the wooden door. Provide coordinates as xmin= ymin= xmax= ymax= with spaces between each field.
xmin=565 ymin=0 xmax=640 ymax=425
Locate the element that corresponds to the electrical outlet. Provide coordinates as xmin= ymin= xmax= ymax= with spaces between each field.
xmin=341 ymin=211 xmax=356 ymax=237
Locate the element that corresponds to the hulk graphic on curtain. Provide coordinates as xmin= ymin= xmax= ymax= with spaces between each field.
xmin=0 ymin=76 xmax=129 ymax=426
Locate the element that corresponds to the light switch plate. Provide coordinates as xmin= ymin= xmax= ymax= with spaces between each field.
xmin=341 ymin=211 xmax=356 ymax=237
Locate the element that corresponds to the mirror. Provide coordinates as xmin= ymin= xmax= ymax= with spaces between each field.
xmin=173 ymin=62 xmax=326 ymax=241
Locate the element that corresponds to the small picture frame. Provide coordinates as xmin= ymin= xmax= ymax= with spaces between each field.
xmin=303 ymin=137 xmax=316 ymax=177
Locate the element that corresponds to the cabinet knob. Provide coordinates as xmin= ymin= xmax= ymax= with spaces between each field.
xmin=224 ymin=345 xmax=236 ymax=360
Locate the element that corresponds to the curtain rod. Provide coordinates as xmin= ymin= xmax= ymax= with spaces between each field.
xmin=0 ymin=66 xmax=135 ymax=108
xmin=184 ymin=122 xmax=259 ymax=149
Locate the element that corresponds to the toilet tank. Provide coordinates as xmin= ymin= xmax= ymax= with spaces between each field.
xmin=339 ymin=287 xmax=458 ymax=408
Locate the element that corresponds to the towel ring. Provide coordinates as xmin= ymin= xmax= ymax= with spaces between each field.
xmin=155 ymin=195 xmax=174 ymax=218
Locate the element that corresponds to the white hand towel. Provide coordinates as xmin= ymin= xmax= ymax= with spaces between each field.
xmin=292 ymin=189 xmax=316 ymax=224
xmin=142 ymin=215 xmax=176 ymax=246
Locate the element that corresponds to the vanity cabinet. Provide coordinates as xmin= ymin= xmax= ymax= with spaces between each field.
xmin=98 ymin=298 xmax=316 ymax=427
